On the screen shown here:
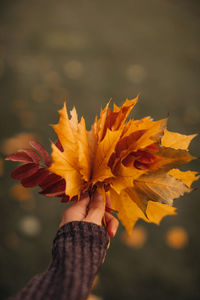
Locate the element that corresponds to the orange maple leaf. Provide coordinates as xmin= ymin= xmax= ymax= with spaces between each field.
xmin=49 ymin=96 xmax=198 ymax=233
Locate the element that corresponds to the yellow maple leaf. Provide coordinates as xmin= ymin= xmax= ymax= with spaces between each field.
xmin=109 ymin=187 xmax=147 ymax=234
xmin=49 ymin=97 xmax=198 ymax=233
xmin=111 ymin=163 xmax=146 ymax=194
xmin=122 ymin=117 xmax=167 ymax=146
xmin=91 ymin=129 xmax=122 ymax=183
xmin=161 ymin=129 xmax=197 ymax=150
xmin=109 ymin=170 xmax=188 ymax=233
xmin=105 ymin=97 xmax=138 ymax=131
xmin=49 ymin=103 xmax=83 ymax=198
xmin=168 ymin=169 xmax=200 ymax=188
xmin=78 ymin=117 xmax=91 ymax=181
xmin=49 ymin=143 xmax=83 ymax=198
xmin=146 ymin=201 xmax=177 ymax=225
xmin=109 ymin=187 xmax=177 ymax=234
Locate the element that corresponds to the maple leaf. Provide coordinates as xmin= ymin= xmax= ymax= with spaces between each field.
xmin=49 ymin=143 xmax=83 ymax=198
xmin=168 ymin=169 xmax=199 ymax=188
xmin=109 ymin=187 xmax=177 ymax=235
xmin=161 ymin=129 xmax=197 ymax=150
xmin=133 ymin=171 xmax=190 ymax=207
xmin=49 ymin=103 xmax=84 ymax=198
xmin=91 ymin=129 xmax=122 ymax=182
xmin=78 ymin=117 xmax=91 ymax=181
xmin=6 ymin=96 xmax=199 ymax=234
xmin=111 ymin=163 xmax=146 ymax=194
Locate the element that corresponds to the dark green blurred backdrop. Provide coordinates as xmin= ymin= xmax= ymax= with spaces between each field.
xmin=0 ymin=0 xmax=200 ymax=299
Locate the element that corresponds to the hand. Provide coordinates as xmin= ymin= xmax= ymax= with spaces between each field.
xmin=59 ymin=192 xmax=119 ymax=238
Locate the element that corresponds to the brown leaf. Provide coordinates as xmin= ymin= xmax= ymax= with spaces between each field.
xmin=148 ymin=147 xmax=195 ymax=172
xmin=21 ymin=168 xmax=49 ymax=188
xmin=11 ymin=163 xmax=39 ymax=180
xmin=29 ymin=140 xmax=51 ymax=167
xmin=133 ymin=171 xmax=190 ymax=207
xmin=39 ymin=173 xmax=63 ymax=189
xmin=40 ymin=179 xmax=66 ymax=197
xmin=55 ymin=139 xmax=64 ymax=152
xmin=18 ymin=148 xmax=41 ymax=164
xmin=5 ymin=152 xmax=33 ymax=163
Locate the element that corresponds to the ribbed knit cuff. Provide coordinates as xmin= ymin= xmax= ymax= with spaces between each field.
xmin=52 ymin=221 xmax=109 ymax=300
xmin=53 ymin=221 xmax=109 ymax=258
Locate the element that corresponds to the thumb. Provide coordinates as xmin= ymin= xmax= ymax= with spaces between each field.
xmin=84 ymin=192 xmax=105 ymax=226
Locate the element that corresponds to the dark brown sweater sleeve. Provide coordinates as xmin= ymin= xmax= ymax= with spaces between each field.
xmin=10 ymin=221 xmax=109 ymax=300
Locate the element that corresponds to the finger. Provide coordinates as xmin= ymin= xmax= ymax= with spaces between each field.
xmin=105 ymin=212 xmax=119 ymax=237
xmin=59 ymin=196 xmax=90 ymax=227
xmin=84 ymin=192 xmax=105 ymax=226
xmin=105 ymin=193 xmax=112 ymax=211
xmin=80 ymin=191 xmax=89 ymax=200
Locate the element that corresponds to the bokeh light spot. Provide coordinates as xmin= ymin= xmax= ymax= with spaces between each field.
xmin=121 ymin=225 xmax=147 ymax=248
xmin=126 ymin=64 xmax=146 ymax=84
xmin=1 ymin=132 xmax=37 ymax=155
xmin=18 ymin=216 xmax=41 ymax=237
xmin=166 ymin=226 xmax=188 ymax=249
xmin=10 ymin=183 xmax=34 ymax=202
xmin=64 ymin=60 xmax=83 ymax=79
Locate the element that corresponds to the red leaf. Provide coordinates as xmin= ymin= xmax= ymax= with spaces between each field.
xmin=18 ymin=148 xmax=40 ymax=164
xmin=115 ymin=130 xmax=146 ymax=156
xmin=145 ymin=143 xmax=159 ymax=152
xmin=61 ymin=194 xmax=70 ymax=202
xmin=39 ymin=173 xmax=63 ymax=190
xmin=29 ymin=140 xmax=51 ymax=167
xmin=21 ymin=168 xmax=49 ymax=188
xmin=56 ymin=139 xmax=64 ymax=152
xmin=137 ymin=152 xmax=156 ymax=164
xmin=5 ymin=152 xmax=33 ymax=163
xmin=11 ymin=163 xmax=39 ymax=180
xmin=134 ymin=161 xmax=149 ymax=170
xmin=40 ymin=179 xmax=66 ymax=197
xmin=105 ymin=206 xmax=119 ymax=213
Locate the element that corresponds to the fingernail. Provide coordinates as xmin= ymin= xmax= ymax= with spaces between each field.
xmin=111 ymin=228 xmax=117 ymax=237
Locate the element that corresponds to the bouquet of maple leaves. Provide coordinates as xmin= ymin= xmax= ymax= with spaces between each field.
xmin=6 ymin=97 xmax=199 ymax=234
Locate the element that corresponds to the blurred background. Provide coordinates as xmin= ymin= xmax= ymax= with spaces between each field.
xmin=0 ymin=0 xmax=200 ymax=299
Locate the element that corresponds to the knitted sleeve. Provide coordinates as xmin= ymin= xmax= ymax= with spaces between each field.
xmin=11 ymin=221 xmax=109 ymax=300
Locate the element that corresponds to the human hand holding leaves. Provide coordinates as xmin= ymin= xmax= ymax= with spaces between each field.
xmin=6 ymin=96 xmax=199 ymax=234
